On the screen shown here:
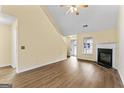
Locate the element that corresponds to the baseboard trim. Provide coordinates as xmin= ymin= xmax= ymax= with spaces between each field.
xmin=16 ymin=58 xmax=67 ymax=73
xmin=78 ymin=58 xmax=118 ymax=70
xmin=78 ymin=58 xmax=96 ymax=63
xmin=0 ymin=64 xmax=11 ymax=68
xmin=118 ymin=69 xmax=124 ymax=85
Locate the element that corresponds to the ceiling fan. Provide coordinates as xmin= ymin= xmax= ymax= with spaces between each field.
xmin=60 ymin=5 xmax=88 ymax=15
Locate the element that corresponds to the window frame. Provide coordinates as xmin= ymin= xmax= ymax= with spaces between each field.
xmin=83 ymin=37 xmax=93 ymax=55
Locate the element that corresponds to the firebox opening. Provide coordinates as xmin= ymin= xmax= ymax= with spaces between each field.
xmin=97 ymin=48 xmax=112 ymax=68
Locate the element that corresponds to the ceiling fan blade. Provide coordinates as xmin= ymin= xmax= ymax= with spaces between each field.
xmin=66 ymin=8 xmax=71 ymax=14
xmin=60 ymin=5 xmax=64 ymax=7
xmin=79 ymin=5 xmax=88 ymax=8
xmin=60 ymin=5 xmax=72 ymax=8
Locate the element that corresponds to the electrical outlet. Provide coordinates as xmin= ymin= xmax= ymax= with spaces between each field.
xmin=21 ymin=46 xmax=25 ymax=50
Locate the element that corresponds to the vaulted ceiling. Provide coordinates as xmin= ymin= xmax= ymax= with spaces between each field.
xmin=47 ymin=5 xmax=119 ymax=36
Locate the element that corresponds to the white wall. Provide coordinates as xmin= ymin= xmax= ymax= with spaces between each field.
xmin=0 ymin=24 xmax=12 ymax=67
xmin=117 ymin=6 xmax=124 ymax=84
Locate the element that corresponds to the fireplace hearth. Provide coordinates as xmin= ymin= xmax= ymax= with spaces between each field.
xmin=97 ymin=48 xmax=112 ymax=68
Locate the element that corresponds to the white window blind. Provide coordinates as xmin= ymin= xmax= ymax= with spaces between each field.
xmin=83 ymin=37 xmax=93 ymax=54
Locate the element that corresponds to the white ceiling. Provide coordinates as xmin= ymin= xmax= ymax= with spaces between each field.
xmin=47 ymin=5 xmax=120 ymax=36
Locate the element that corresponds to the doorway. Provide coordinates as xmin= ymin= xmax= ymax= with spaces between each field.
xmin=0 ymin=13 xmax=18 ymax=71
xmin=70 ymin=40 xmax=77 ymax=56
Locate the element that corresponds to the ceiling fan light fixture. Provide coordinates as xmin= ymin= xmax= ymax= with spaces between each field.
xmin=60 ymin=5 xmax=88 ymax=15
xmin=74 ymin=7 xmax=78 ymax=11
xmin=76 ymin=12 xmax=79 ymax=15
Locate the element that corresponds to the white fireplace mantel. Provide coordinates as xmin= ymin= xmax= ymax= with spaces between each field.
xmin=96 ymin=43 xmax=116 ymax=68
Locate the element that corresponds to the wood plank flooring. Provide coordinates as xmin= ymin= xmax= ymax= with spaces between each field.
xmin=0 ymin=66 xmax=15 ymax=85
xmin=0 ymin=57 xmax=123 ymax=88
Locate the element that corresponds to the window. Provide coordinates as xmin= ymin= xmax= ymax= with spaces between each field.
xmin=83 ymin=37 xmax=93 ymax=54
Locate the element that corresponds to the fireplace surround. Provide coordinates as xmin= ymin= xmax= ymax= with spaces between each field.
xmin=96 ymin=43 xmax=116 ymax=68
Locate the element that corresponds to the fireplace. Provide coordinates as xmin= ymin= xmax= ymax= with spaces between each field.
xmin=98 ymin=48 xmax=112 ymax=68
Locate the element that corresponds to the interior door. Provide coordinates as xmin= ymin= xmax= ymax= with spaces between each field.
xmin=70 ymin=40 xmax=77 ymax=56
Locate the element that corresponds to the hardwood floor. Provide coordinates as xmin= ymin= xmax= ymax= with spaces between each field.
xmin=0 ymin=57 xmax=123 ymax=88
xmin=0 ymin=66 xmax=15 ymax=84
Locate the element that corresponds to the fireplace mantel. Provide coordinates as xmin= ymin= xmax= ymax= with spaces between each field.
xmin=96 ymin=43 xmax=116 ymax=68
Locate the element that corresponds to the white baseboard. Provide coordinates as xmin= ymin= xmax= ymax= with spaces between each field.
xmin=11 ymin=64 xmax=16 ymax=68
xmin=0 ymin=64 xmax=11 ymax=67
xmin=118 ymin=69 xmax=124 ymax=85
xmin=16 ymin=58 xmax=67 ymax=73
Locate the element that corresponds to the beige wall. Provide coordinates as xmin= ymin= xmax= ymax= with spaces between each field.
xmin=3 ymin=6 xmax=67 ymax=72
xmin=77 ymin=28 xmax=118 ymax=61
xmin=117 ymin=6 xmax=124 ymax=84
xmin=0 ymin=24 xmax=12 ymax=67
xmin=65 ymin=37 xmax=71 ymax=56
